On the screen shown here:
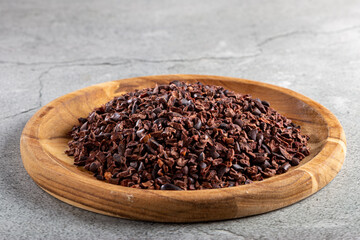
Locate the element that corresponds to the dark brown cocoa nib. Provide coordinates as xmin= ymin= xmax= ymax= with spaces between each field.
xmin=65 ymin=81 xmax=310 ymax=190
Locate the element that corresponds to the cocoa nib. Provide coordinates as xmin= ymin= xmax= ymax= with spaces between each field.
xmin=65 ymin=81 xmax=310 ymax=190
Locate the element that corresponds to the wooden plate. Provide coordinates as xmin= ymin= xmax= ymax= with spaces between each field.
xmin=20 ymin=74 xmax=346 ymax=222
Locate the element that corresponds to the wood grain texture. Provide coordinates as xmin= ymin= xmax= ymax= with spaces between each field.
xmin=20 ymin=75 xmax=346 ymax=222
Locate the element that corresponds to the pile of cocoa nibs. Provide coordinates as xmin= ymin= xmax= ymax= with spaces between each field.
xmin=66 ymin=81 xmax=310 ymax=190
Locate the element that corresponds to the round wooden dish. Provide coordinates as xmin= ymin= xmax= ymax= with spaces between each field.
xmin=20 ymin=74 xmax=346 ymax=222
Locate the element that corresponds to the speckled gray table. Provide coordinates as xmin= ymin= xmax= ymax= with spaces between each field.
xmin=1 ymin=0 xmax=359 ymax=239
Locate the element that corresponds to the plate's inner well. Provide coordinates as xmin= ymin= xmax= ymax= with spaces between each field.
xmin=39 ymin=78 xmax=327 ymax=181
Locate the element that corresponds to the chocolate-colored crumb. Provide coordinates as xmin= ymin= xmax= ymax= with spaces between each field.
xmin=65 ymin=81 xmax=310 ymax=190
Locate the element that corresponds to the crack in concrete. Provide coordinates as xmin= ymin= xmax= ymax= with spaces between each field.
xmin=1 ymin=24 xmax=359 ymax=122
xmin=0 ymin=58 xmax=128 ymax=67
xmin=322 ymin=25 xmax=360 ymax=34
xmin=37 ymin=67 xmax=54 ymax=107
xmin=194 ymin=227 xmax=246 ymax=239
xmin=130 ymin=55 xmax=261 ymax=63
xmin=0 ymin=107 xmax=38 ymax=121
xmin=0 ymin=66 xmax=55 ymax=121
xmin=257 ymin=31 xmax=306 ymax=48
xmin=214 ymin=229 xmax=246 ymax=239
xmin=0 ymin=67 xmax=54 ymax=121
xmin=257 ymin=25 xmax=360 ymax=48
xmin=1 ymin=25 xmax=359 ymax=67
xmin=194 ymin=227 xmax=216 ymax=237
xmin=0 ymin=54 xmax=259 ymax=67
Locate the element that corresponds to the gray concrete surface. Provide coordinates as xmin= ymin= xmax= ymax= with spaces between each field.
xmin=0 ymin=0 xmax=359 ymax=239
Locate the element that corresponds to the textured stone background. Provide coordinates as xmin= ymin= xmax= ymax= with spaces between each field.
xmin=0 ymin=0 xmax=359 ymax=239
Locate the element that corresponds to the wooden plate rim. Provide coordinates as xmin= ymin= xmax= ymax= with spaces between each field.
xmin=20 ymin=74 xmax=346 ymax=222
